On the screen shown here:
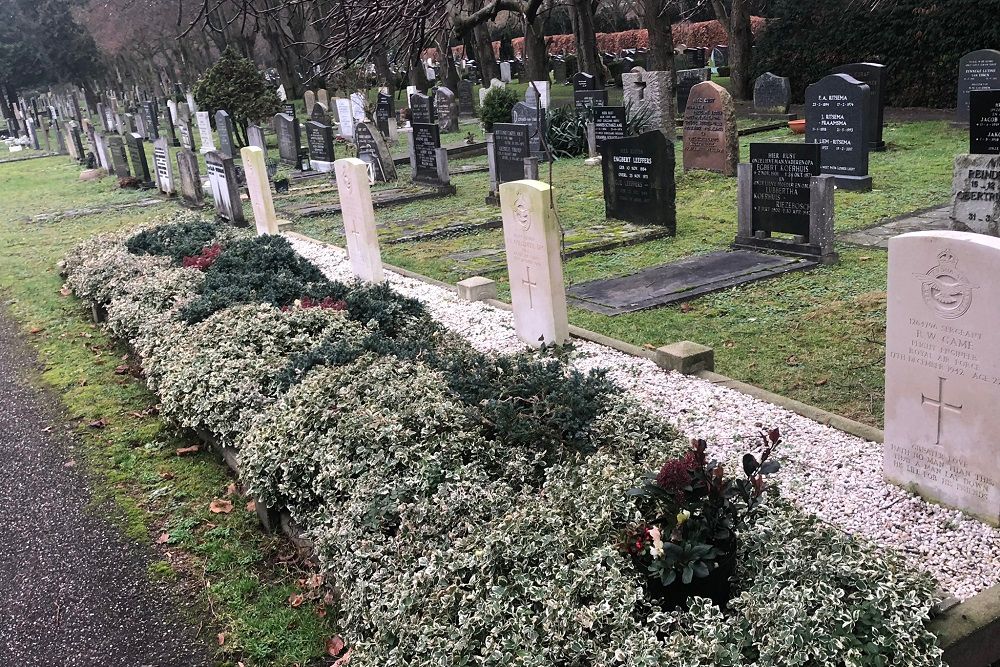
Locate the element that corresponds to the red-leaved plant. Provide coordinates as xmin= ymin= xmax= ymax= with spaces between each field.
xmin=182 ymin=244 xmax=223 ymax=271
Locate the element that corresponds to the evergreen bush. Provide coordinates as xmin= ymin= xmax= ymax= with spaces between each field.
xmin=193 ymin=48 xmax=282 ymax=144
xmin=479 ymin=85 xmax=520 ymax=132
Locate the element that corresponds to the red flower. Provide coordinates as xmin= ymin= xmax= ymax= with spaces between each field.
xmin=182 ymin=244 xmax=222 ymax=271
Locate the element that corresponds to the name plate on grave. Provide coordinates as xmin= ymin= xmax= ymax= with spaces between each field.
xmin=593 ymin=106 xmax=626 ymax=149
xmin=412 ymin=123 xmax=440 ymax=181
xmin=493 ymin=123 xmax=530 ymax=184
xmin=750 ymin=143 xmax=820 ymax=235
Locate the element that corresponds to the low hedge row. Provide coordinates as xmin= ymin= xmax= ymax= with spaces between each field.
xmin=62 ymin=212 xmax=945 ymax=666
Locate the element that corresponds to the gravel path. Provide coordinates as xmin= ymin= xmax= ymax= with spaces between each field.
xmin=0 ymin=310 xmax=209 ymax=667
xmin=289 ymin=234 xmax=1000 ymax=602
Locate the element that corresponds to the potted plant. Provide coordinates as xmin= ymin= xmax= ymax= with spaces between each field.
xmin=622 ymin=428 xmax=781 ymax=609
xmin=273 ymin=167 xmax=290 ymax=193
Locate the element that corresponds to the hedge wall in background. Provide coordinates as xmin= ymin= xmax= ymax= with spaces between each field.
xmin=753 ymin=0 xmax=1000 ymax=108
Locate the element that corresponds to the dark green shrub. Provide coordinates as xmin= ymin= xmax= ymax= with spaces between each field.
xmin=193 ymin=48 xmax=281 ymax=144
xmin=753 ymin=0 xmax=1000 ymax=107
xmin=545 ymin=99 xmax=653 ymax=158
xmin=126 ymin=222 xmax=222 ymax=264
xmin=479 ymin=85 xmax=520 ymax=132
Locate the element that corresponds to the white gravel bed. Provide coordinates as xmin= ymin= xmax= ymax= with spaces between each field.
xmin=288 ymin=234 xmax=1000 ymax=601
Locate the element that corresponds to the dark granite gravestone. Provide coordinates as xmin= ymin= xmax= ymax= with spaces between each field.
xmin=411 ymin=123 xmax=442 ymax=183
xmin=376 ymin=92 xmax=394 ymax=137
xmin=492 ymin=123 xmax=530 ymax=184
xmin=410 ymin=93 xmax=436 ymax=125
xmin=712 ymin=46 xmax=729 ymax=67
xmin=142 ymin=101 xmax=159 ymax=141
xmin=970 ymin=90 xmax=1000 ymax=155
xmin=805 ymin=73 xmax=872 ymax=191
xmin=573 ymin=72 xmax=597 ymax=91
xmin=600 ymin=130 xmax=676 ymax=232
xmin=593 ymin=106 xmax=626 ymax=149
xmin=831 ymin=62 xmax=886 ymax=151
xmin=306 ymin=120 xmax=335 ymax=171
xmin=752 ymin=72 xmax=793 ymax=118
xmin=107 ymin=134 xmax=130 ymax=177
xmin=511 ymin=101 xmax=546 ymax=160
xmin=684 ymin=48 xmax=706 ymax=68
xmin=957 ymin=49 xmax=1000 ymax=124
xmin=354 ymin=121 xmax=397 ymax=182
xmin=205 ymin=151 xmax=245 ymax=225
xmin=126 ymin=132 xmax=153 ymax=186
xmin=567 ymin=250 xmax=813 ymax=315
xmin=274 ymin=113 xmax=301 ymax=167
xmin=574 ymin=89 xmax=609 ymax=112
xmin=733 ymin=142 xmax=837 ymax=263
xmin=676 ymin=68 xmax=710 ymax=115
xmin=310 ymin=101 xmax=330 ymax=125
xmin=553 ymin=58 xmax=568 ymax=84
xmin=215 ymin=110 xmax=236 ymax=159
xmin=436 ymin=86 xmax=459 ymax=132
xmin=176 ymin=149 xmax=204 ymax=208
xmin=282 ymin=102 xmax=296 ymax=118
xmin=69 ymin=125 xmax=85 ymax=163
xmin=458 ymin=80 xmax=475 ymax=115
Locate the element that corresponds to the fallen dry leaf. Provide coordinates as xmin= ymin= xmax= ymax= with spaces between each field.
xmin=63 ymin=460 xmax=76 ymax=468
xmin=87 ymin=418 xmax=107 ymax=429
xmin=209 ymin=499 xmax=234 ymax=514
xmin=159 ymin=470 xmax=175 ymax=480
xmin=814 ymin=378 xmax=829 ymax=386
xmin=217 ymin=632 xmax=226 ymax=646
xmin=156 ymin=533 xmax=170 ymax=544
xmin=114 ymin=365 xmax=130 ymax=375
xmin=245 ymin=500 xmax=256 ymax=512
xmin=333 ymin=648 xmax=353 ymax=666
xmin=59 ymin=286 xmax=72 ymax=296
xmin=29 ymin=327 xmax=44 ymax=334
xmin=226 ymin=482 xmax=237 ymax=496
xmin=175 ymin=445 xmax=200 ymax=456
xmin=288 ymin=593 xmax=305 ymax=608
xmin=315 ymin=607 xmax=327 ymax=618
xmin=679 ymin=303 xmax=692 ymax=313
xmin=326 ymin=636 xmax=345 ymax=657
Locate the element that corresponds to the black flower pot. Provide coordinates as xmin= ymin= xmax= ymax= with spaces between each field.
xmin=274 ymin=178 xmax=289 ymax=194
xmin=645 ymin=546 xmax=738 ymax=610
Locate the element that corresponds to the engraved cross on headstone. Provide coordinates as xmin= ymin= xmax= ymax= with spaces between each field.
xmin=633 ymin=79 xmax=646 ymax=101
xmin=522 ymin=265 xmax=538 ymax=309
xmin=921 ymin=376 xmax=963 ymax=445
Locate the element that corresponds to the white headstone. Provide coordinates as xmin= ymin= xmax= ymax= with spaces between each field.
xmin=277 ymin=85 xmax=287 ymax=101
xmin=334 ymin=157 xmax=384 ymax=282
xmin=499 ymin=180 xmax=569 ymax=347
xmin=152 ymin=137 xmax=174 ymax=195
xmin=186 ymin=92 xmax=197 ymax=114
xmin=500 ymin=62 xmax=512 ymax=83
xmin=241 ymin=146 xmax=279 ymax=235
xmin=167 ymin=100 xmax=178 ymax=125
xmin=885 ymin=230 xmax=1000 ymax=526
xmin=530 ymin=81 xmax=550 ymax=108
xmin=195 ymin=111 xmax=215 ymax=154
xmin=93 ymin=133 xmax=110 ymax=171
xmin=335 ymin=98 xmax=355 ymax=140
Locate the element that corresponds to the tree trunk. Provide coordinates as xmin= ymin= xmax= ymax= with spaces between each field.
xmin=641 ymin=0 xmax=674 ymax=72
xmin=571 ymin=0 xmax=602 ymax=86
xmin=473 ymin=23 xmax=498 ymax=83
xmin=728 ymin=0 xmax=753 ymax=100
xmin=523 ymin=14 xmax=548 ymax=82
xmin=373 ymin=48 xmax=394 ymax=97
xmin=408 ymin=49 xmax=429 ymax=91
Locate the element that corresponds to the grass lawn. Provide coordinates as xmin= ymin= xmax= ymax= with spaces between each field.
xmin=0 ymin=156 xmax=339 ymax=666
xmin=290 ymin=119 xmax=965 ymax=427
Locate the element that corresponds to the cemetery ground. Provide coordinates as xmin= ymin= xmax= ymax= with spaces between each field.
xmin=0 ymin=157 xmax=340 ymax=664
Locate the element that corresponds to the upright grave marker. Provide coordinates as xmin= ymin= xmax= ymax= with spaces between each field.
xmin=511 ymin=101 xmax=546 ymax=160
xmin=354 ymin=122 xmax=396 ymax=182
xmin=831 ymin=62 xmax=887 ymax=151
xmin=752 ymin=73 xmax=794 ymax=119
xmin=600 ymin=130 xmax=676 ymax=232
xmin=142 ymin=101 xmax=159 ymax=141
xmin=126 ymin=132 xmax=152 ymax=186
xmin=196 ymin=111 xmax=215 ymax=154
xmin=215 ymin=110 xmax=236 ymax=158
xmin=409 ymin=92 xmax=435 ymax=125
xmin=621 ymin=69 xmax=675 ymax=139
xmin=375 ymin=91 xmax=394 ymax=138
xmin=306 ymin=120 xmax=336 ymax=172
xmin=247 ymin=125 xmax=267 ymax=152
xmin=950 ymin=154 xmax=1000 ymax=236
xmin=499 ymin=179 xmax=569 ymax=347
xmin=274 ymin=113 xmax=301 ymax=167
xmin=176 ymin=149 xmax=205 ymax=208
xmin=410 ymin=123 xmax=450 ymax=187
xmin=676 ymin=68 xmax=710 ymax=116
xmin=805 ymin=73 xmax=872 ymax=191
xmin=107 ymin=135 xmax=130 ymax=177
xmin=436 ymin=87 xmax=459 ymax=132
xmin=205 ymin=151 xmax=245 ymax=225
xmin=884 ymin=230 xmax=1000 ymax=526
xmin=152 ymin=137 xmax=174 ymax=195
xmin=334 ymin=157 xmax=384 ymax=283
xmin=969 ymin=90 xmax=1000 ymax=155
xmin=574 ymin=88 xmax=608 ymax=112
xmin=682 ymin=80 xmax=738 ymax=176
xmin=335 ymin=98 xmax=354 ymax=139
xmin=241 ymin=146 xmax=279 ymax=235
xmin=458 ymin=80 xmax=475 ymax=115
xmin=956 ymin=49 xmax=1000 ymax=125
xmin=734 ymin=142 xmax=836 ymax=263
xmin=492 ymin=123 xmax=530 ymax=185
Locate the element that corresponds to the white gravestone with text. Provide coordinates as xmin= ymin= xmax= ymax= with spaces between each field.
xmin=195 ymin=111 xmax=215 ymax=154
xmin=334 ymin=158 xmax=384 ymax=283
xmin=500 ymin=180 xmax=569 ymax=347
xmin=885 ymin=230 xmax=1000 ymax=526
xmin=241 ymin=146 xmax=279 ymax=235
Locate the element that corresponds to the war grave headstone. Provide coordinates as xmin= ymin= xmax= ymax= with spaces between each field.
xmin=108 ymin=135 xmax=130 ymax=177
xmin=956 ymin=49 xmax=1000 ymax=125
xmin=593 ymin=106 xmax=626 ymax=150
xmin=304 ymin=90 xmax=316 ymax=116
xmin=215 ymin=110 xmax=236 ymax=159
xmin=436 ymin=87 xmax=459 ymax=132
xmin=733 ymin=142 xmax=836 ymax=263
xmin=805 ymin=73 xmax=872 ymax=191
xmin=126 ymin=132 xmax=153 ymax=186
xmin=676 ymin=68 xmax=710 ymax=116
xmin=499 ymin=179 xmax=569 ymax=347
xmin=622 ymin=69 xmax=675 ymax=139
xmin=142 ymin=101 xmax=159 ymax=141
xmin=511 ymin=101 xmax=546 ymax=160
xmin=409 ymin=92 xmax=435 ymax=125
xmin=831 ymin=62 xmax=886 ymax=151
xmin=950 ymin=154 xmax=1000 ymax=236
xmin=376 ymin=92 xmax=394 ymax=138
xmin=335 ymin=157 xmax=385 ymax=283
xmin=241 ymin=146 xmax=279 ymax=235
xmin=492 ymin=123 xmax=531 ymax=187
xmin=205 ymin=151 xmax=245 ymax=225
xmin=884 ymin=230 xmax=1000 ymax=526
xmin=306 ymin=120 xmax=336 ymax=172
xmin=752 ymin=72 xmax=795 ymax=119
xmin=354 ymin=121 xmax=396 ymax=182
xmin=335 ymin=98 xmax=355 ymax=139
xmin=682 ymin=80 xmax=738 ymax=176
xmin=196 ymin=111 xmax=215 ymax=154
xmin=274 ymin=113 xmax=301 ymax=167
xmin=152 ymin=137 xmax=174 ymax=195
xmin=176 ymin=149 xmax=204 ymax=208
xmin=600 ymin=130 xmax=675 ymax=231
xmin=969 ymin=90 xmax=1000 ymax=155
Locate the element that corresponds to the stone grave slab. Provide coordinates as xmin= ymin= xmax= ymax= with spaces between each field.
xmin=511 ymin=102 xmax=546 ymax=160
xmin=621 ymin=70 xmax=674 ymax=138
xmin=354 ymin=121 xmax=396 ymax=182
xmin=306 ymin=120 xmax=335 ymax=172
xmin=335 ymin=98 xmax=355 ymax=139
xmin=492 ymin=123 xmax=530 ymax=185
xmin=567 ymin=250 xmax=817 ymax=315
xmin=176 ymin=149 xmax=204 ymax=208
xmin=753 ymin=72 xmax=793 ymax=118
xmin=152 ymin=138 xmax=174 ymax=195
xmin=205 ymin=151 xmax=244 ymax=225
xmin=840 ymin=206 xmax=951 ymax=248
xmin=242 ymin=146 xmax=279 ymax=235
xmin=676 ymin=68 xmax=709 ymax=116
xmin=274 ymin=113 xmax=301 ymax=166
xmin=196 ymin=111 xmax=215 ymax=154
xmin=376 ymin=92 xmax=394 ymax=137
xmin=335 ymin=157 xmax=384 ymax=282
xmin=215 ymin=110 xmax=236 ymax=158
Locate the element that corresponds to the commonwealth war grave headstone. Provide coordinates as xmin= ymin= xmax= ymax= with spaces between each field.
xmin=335 ymin=157 xmax=384 ymax=283
xmin=241 ymin=146 xmax=279 ymax=235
